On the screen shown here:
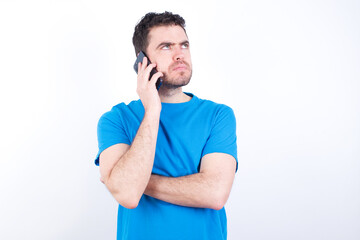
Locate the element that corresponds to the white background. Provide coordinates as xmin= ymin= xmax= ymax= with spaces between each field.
xmin=0 ymin=0 xmax=359 ymax=239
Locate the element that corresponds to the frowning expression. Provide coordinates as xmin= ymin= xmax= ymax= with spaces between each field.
xmin=146 ymin=25 xmax=192 ymax=88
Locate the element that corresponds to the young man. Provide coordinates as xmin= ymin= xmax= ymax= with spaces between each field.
xmin=95 ymin=12 xmax=238 ymax=240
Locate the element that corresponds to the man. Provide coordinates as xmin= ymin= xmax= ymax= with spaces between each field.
xmin=95 ymin=11 xmax=237 ymax=240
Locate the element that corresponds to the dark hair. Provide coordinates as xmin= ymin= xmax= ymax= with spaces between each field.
xmin=132 ymin=11 xmax=186 ymax=55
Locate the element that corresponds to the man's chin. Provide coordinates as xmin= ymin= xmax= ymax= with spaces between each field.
xmin=161 ymin=79 xmax=190 ymax=89
xmin=161 ymin=73 xmax=192 ymax=89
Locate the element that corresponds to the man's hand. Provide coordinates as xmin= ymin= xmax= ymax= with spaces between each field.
xmin=136 ymin=56 xmax=163 ymax=114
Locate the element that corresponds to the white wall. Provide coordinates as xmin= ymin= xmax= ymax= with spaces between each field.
xmin=0 ymin=0 xmax=359 ymax=239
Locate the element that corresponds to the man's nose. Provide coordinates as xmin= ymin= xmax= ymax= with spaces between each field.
xmin=173 ymin=46 xmax=184 ymax=61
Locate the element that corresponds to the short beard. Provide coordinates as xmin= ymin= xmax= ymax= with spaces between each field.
xmin=161 ymin=68 xmax=192 ymax=89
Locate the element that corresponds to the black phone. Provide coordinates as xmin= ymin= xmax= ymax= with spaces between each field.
xmin=133 ymin=51 xmax=163 ymax=90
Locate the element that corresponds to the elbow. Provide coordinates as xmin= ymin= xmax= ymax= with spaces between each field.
xmin=212 ymin=204 xmax=224 ymax=211
xmin=209 ymin=191 xmax=230 ymax=210
xmin=106 ymin=182 xmax=141 ymax=209
xmin=114 ymin=194 xmax=140 ymax=209
xmin=210 ymin=199 xmax=226 ymax=211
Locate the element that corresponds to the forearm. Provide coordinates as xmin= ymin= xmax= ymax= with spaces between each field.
xmin=144 ymin=173 xmax=229 ymax=210
xmin=106 ymin=111 xmax=160 ymax=208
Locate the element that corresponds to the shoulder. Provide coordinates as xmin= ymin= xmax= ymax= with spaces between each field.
xmin=98 ymin=100 xmax=143 ymax=125
xmin=194 ymin=94 xmax=235 ymax=118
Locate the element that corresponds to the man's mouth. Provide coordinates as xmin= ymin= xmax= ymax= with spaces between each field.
xmin=172 ymin=62 xmax=189 ymax=71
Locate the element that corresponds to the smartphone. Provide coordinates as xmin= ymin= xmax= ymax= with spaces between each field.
xmin=133 ymin=51 xmax=163 ymax=90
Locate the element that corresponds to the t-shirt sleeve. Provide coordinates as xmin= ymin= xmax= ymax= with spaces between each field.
xmin=201 ymin=105 xmax=238 ymax=171
xmin=94 ymin=108 xmax=131 ymax=166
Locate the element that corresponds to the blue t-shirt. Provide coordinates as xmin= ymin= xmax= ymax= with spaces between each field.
xmin=96 ymin=93 xmax=237 ymax=240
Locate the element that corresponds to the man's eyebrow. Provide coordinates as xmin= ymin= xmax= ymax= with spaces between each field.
xmin=156 ymin=40 xmax=190 ymax=49
xmin=156 ymin=42 xmax=173 ymax=49
xmin=180 ymin=40 xmax=190 ymax=46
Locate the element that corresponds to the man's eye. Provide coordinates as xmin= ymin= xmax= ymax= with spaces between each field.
xmin=162 ymin=45 xmax=170 ymax=50
xmin=181 ymin=43 xmax=189 ymax=49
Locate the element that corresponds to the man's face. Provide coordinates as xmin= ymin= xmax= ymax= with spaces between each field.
xmin=146 ymin=25 xmax=192 ymax=89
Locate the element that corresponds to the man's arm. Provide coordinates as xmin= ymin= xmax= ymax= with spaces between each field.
xmin=99 ymin=58 xmax=163 ymax=209
xmin=144 ymin=152 xmax=237 ymax=210
xmin=99 ymin=112 xmax=159 ymax=209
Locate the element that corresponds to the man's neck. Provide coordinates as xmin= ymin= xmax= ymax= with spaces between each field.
xmin=158 ymin=87 xmax=192 ymax=103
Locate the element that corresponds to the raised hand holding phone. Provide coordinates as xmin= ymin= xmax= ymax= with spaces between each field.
xmin=134 ymin=51 xmax=163 ymax=90
xmin=134 ymin=52 xmax=163 ymax=113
